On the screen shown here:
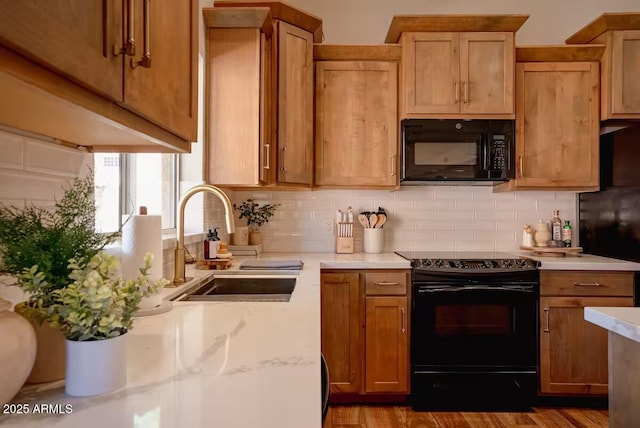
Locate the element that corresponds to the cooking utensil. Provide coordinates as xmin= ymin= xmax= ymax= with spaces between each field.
xmin=358 ymin=214 xmax=370 ymax=228
xmin=374 ymin=214 xmax=386 ymax=228
xmin=368 ymin=213 xmax=377 ymax=229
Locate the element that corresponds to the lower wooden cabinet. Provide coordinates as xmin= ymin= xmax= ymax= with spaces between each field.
xmin=539 ymin=270 xmax=635 ymax=396
xmin=320 ymin=272 xmax=361 ymax=394
xmin=321 ymin=269 xmax=410 ymax=399
xmin=365 ymin=296 xmax=408 ymax=393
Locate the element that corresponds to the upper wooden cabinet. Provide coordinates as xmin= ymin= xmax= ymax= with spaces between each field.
xmin=402 ymin=32 xmax=515 ymax=118
xmin=315 ymin=45 xmax=399 ymax=188
xmin=0 ymin=0 xmax=198 ymax=152
xmin=386 ymin=15 xmax=527 ymax=119
xmin=566 ymin=13 xmax=640 ymax=120
xmin=205 ymin=3 xmax=321 ymax=187
xmin=494 ymin=46 xmax=602 ymax=192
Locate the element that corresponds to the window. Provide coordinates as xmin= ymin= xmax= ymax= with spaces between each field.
xmin=94 ymin=153 xmax=178 ymax=233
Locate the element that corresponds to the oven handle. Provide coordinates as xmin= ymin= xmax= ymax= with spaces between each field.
xmin=417 ymin=285 xmax=536 ymax=293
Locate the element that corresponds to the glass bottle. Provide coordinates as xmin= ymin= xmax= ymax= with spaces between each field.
xmin=551 ymin=210 xmax=562 ymax=241
xmin=562 ymin=220 xmax=572 ymax=247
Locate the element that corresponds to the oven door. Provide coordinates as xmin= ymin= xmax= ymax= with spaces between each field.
xmin=411 ymin=283 xmax=538 ymax=370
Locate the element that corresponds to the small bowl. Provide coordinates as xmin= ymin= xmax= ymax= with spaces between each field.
xmin=216 ymin=252 xmax=232 ymax=259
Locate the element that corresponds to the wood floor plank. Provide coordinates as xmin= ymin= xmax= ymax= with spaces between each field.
xmin=329 ymin=405 xmax=608 ymax=428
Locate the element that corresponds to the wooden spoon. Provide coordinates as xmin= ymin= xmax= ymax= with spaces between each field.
xmin=358 ymin=214 xmax=370 ymax=228
xmin=368 ymin=213 xmax=378 ymax=229
xmin=374 ymin=214 xmax=386 ymax=228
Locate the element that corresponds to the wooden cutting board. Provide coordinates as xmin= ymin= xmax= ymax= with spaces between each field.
xmin=520 ymin=246 xmax=583 ymax=257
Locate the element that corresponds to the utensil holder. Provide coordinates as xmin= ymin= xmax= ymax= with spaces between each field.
xmin=364 ymin=228 xmax=384 ymax=254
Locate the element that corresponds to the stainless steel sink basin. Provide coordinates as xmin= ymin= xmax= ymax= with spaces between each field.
xmin=174 ymin=276 xmax=296 ymax=302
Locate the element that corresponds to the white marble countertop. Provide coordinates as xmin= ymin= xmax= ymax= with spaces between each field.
xmin=513 ymin=252 xmax=640 ymax=271
xmin=585 ymin=307 xmax=640 ymax=344
xmin=0 ymin=252 xmax=409 ymax=428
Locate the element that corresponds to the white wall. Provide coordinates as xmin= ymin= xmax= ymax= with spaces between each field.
xmin=282 ymin=0 xmax=637 ymax=44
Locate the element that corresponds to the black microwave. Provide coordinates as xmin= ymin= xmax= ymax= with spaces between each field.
xmin=401 ymin=119 xmax=515 ymax=184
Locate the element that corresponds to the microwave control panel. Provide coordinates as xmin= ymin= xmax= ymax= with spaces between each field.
xmin=488 ymin=135 xmax=508 ymax=171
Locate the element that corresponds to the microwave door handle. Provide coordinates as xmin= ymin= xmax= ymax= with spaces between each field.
xmin=481 ymin=136 xmax=489 ymax=171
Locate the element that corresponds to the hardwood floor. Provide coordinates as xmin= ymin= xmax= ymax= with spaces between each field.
xmin=325 ymin=405 xmax=609 ymax=428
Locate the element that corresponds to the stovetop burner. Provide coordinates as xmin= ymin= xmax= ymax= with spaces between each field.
xmin=395 ymin=251 xmax=539 ymax=272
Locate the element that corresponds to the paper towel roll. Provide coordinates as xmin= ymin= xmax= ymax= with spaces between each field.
xmin=121 ymin=212 xmax=163 ymax=309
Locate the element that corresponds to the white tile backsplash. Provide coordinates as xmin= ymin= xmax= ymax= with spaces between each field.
xmin=229 ymin=187 xmax=578 ymax=252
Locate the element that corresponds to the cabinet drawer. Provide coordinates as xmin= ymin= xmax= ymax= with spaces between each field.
xmin=541 ymin=271 xmax=634 ymax=297
xmin=364 ymin=271 xmax=408 ymax=295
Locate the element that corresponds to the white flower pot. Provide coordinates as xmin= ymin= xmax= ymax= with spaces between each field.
xmin=65 ymin=334 xmax=127 ymax=397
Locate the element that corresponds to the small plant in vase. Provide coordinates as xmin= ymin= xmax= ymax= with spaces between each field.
xmin=20 ymin=251 xmax=168 ymax=396
xmin=233 ymin=199 xmax=279 ymax=245
xmin=0 ymin=172 xmax=118 ymax=383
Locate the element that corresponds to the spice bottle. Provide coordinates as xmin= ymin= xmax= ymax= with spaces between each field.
xmin=203 ymin=228 xmax=215 ymax=259
xmin=562 ymin=220 xmax=572 ymax=247
xmin=551 ymin=210 xmax=562 ymax=241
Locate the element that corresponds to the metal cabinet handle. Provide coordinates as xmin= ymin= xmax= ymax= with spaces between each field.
xmin=543 ymin=307 xmax=550 ymax=333
xmin=454 ymin=81 xmax=460 ymax=103
xmin=462 ymin=81 xmax=469 ymax=103
xmin=132 ymin=0 xmax=152 ymax=68
xmin=374 ymin=282 xmax=399 ymax=286
xmin=114 ymin=0 xmax=136 ymax=56
xmin=401 ymin=308 xmax=406 ymax=334
xmin=519 ymin=156 xmax=524 ymax=177
xmin=263 ymin=144 xmax=270 ymax=170
xmin=280 ymin=146 xmax=287 ymax=172
xmin=390 ymin=154 xmax=397 ymax=176
xmin=573 ymin=282 xmax=602 ymax=287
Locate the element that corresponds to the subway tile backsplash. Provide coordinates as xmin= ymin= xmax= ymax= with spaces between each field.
xmin=227 ymin=187 xmax=578 ymax=253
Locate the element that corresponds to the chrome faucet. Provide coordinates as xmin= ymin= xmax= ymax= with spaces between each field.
xmin=173 ymin=184 xmax=235 ymax=285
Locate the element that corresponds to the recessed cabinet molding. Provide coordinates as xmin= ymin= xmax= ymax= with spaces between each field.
xmin=566 ymin=13 xmax=640 ymax=120
xmin=0 ymin=1 xmax=198 ymax=152
xmin=494 ymin=45 xmax=602 ymax=192
xmin=387 ymin=15 xmax=527 ymax=120
xmin=315 ymin=45 xmax=400 ymax=189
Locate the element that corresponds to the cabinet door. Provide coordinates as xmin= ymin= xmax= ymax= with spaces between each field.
xmin=277 ymin=21 xmax=313 ymax=185
xmin=0 ymin=1 xmax=122 ymax=101
xmin=365 ymin=296 xmax=409 ymax=393
xmin=459 ymin=32 xmax=514 ymax=115
xmin=321 ymin=272 xmax=361 ymax=394
xmin=513 ymin=62 xmax=599 ymax=189
xmin=122 ymin=0 xmax=197 ymax=141
xmin=206 ymin=28 xmax=262 ymax=186
xmin=315 ymin=61 xmax=398 ymax=187
xmin=540 ymin=296 xmax=633 ymax=395
xmin=402 ymin=32 xmax=459 ymax=116
xmin=611 ymin=30 xmax=640 ymax=117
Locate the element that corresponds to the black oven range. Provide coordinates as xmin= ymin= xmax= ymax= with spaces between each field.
xmin=395 ymin=251 xmax=540 ymax=411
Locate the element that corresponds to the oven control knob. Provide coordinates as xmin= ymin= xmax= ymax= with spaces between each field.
xmin=435 ymin=260 xmax=445 ymax=268
xmin=502 ymin=259 xmax=514 ymax=268
xmin=420 ymin=259 xmax=432 ymax=268
xmin=453 ymin=261 xmax=464 ymax=269
xmin=515 ymin=259 xmax=529 ymax=268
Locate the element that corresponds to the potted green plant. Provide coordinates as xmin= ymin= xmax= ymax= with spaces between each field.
xmin=233 ymin=199 xmax=279 ymax=245
xmin=19 ymin=251 xmax=167 ymax=396
xmin=0 ymin=172 xmax=117 ymax=383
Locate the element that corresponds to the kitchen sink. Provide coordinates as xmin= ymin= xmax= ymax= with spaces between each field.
xmin=173 ymin=276 xmax=296 ymax=302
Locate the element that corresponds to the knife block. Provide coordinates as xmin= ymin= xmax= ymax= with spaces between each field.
xmin=334 ymin=221 xmax=354 ymax=254
xmin=335 ymin=236 xmax=354 ymax=254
